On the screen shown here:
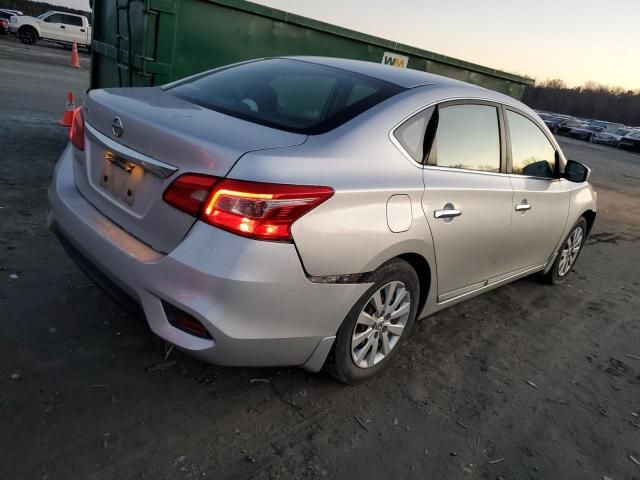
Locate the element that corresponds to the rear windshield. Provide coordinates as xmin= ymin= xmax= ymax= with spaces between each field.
xmin=169 ymin=59 xmax=405 ymax=134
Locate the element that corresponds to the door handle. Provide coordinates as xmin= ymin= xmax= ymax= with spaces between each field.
xmin=515 ymin=200 xmax=531 ymax=212
xmin=81 ymin=28 xmax=85 ymax=32
xmin=60 ymin=25 xmax=65 ymax=28
xmin=434 ymin=208 xmax=462 ymax=219
xmin=434 ymin=202 xmax=462 ymax=220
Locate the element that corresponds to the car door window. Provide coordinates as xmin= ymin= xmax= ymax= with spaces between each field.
xmin=507 ymin=110 xmax=557 ymax=178
xmin=44 ymin=14 xmax=63 ymax=23
xmin=65 ymin=15 xmax=83 ymax=26
xmin=432 ymin=104 xmax=501 ymax=173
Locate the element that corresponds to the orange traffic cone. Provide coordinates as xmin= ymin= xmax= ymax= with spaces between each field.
xmin=69 ymin=41 xmax=80 ymax=68
xmin=58 ymin=92 xmax=75 ymax=126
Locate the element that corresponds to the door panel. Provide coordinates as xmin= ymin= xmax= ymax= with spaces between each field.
xmin=423 ymin=168 xmax=513 ymax=298
xmin=505 ymin=177 xmax=570 ymax=271
xmin=63 ymin=15 xmax=85 ymax=44
xmin=503 ymin=108 xmax=572 ymax=272
xmin=40 ymin=14 xmax=64 ymax=41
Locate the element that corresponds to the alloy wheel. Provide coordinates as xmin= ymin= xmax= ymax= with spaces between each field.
xmin=351 ymin=281 xmax=411 ymax=369
xmin=20 ymin=30 xmax=35 ymax=44
xmin=558 ymin=226 xmax=584 ymax=276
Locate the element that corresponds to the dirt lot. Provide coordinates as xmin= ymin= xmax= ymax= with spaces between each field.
xmin=1 ymin=38 xmax=639 ymax=480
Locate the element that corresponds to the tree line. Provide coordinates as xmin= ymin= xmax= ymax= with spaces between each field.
xmin=2 ymin=0 xmax=90 ymax=19
xmin=522 ymin=79 xmax=640 ymax=127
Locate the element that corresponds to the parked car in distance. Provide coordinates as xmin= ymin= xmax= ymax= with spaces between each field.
xmin=9 ymin=10 xmax=91 ymax=48
xmin=546 ymin=117 xmax=587 ymax=135
xmin=589 ymin=120 xmax=624 ymax=133
xmin=48 ymin=57 xmax=596 ymax=383
xmin=617 ymin=130 xmax=640 ymax=152
xmin=0 ymin=8 xmax=22 ymax=16
xmin=567 ymin=126 xmax=598 ymax=141
xmin=0 ymin=9 xmax=17 ymax=34
xmin=542 ymin=115 xmax=565 ymax=130
xmin=592 ymin=127 xmax=634 ymax=146
xmin=535 ymin=111 xmax=553 ymax=121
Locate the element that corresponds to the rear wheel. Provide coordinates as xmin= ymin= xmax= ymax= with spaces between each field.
xmin=327 ymin=258 xmax=419 ymax=384
xmin=18 ymin=26 xmax=37 ymax=45
xmin=545 ymin=217 xmax=587 ymax=284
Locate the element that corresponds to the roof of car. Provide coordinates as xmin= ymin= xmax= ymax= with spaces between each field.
xmin=287 ymin=56 xmax=482 ymax=90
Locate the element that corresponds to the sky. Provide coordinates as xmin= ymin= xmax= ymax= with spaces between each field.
xmin=46 ymin=0 xmax=639 ymax=89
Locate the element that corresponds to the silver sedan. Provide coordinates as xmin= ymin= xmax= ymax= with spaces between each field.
xmin=48 ymin=57 xmax=596 ymax=383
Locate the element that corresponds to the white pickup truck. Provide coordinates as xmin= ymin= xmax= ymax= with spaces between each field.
xmin=9 ymin=11 xmax=91 ymax=49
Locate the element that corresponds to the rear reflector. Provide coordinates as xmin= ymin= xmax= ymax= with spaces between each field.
xmin=163 ymin=301 xmax=213 ymax=340
xmin=163 ymin=175 xmax=334 ymax=242
xmin=69 ymin=107 xmax=85 ymax=151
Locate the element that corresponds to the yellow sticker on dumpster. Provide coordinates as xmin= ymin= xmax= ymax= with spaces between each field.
xmin=382 ymin=52 xmax=409 ymax=68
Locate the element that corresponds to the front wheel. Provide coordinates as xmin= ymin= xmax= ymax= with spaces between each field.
xmin=327 ymin=258 xmax=420 ymax=384
xmin=545 ymin=218 xmax=587 ymax=284
xmin=18 ymin=27 xmax=37 ymax=45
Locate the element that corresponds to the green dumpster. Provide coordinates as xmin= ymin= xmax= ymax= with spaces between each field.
xmin=91 ymin=0 xmax=534 ymax=98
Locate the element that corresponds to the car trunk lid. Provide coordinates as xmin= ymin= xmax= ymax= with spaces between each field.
xmin=74 ymin=87 xmax=306 ymax=253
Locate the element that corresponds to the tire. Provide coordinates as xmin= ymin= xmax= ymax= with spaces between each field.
xmin=327 ymin=258 xmax=420 ymax=384
xmin=18 ymin=26 xmax=37 ymax=45
xmin=587 ymin=134 xmax=594 ymax=142
xmin=552 ymin=126 xmax=559 ymax=134
xmin=545 ymin=217 xmax=587 ymax=285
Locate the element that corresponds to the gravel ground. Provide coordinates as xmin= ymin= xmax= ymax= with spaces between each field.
xmin=1 ymin=37 xmax=639 ymax=480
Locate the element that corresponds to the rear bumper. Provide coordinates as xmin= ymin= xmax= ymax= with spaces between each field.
xmin=48 ymin=145 xmax=368 ymax=370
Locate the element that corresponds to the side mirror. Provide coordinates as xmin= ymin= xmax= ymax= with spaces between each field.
xmin=564 ymin=160 xmax=591 ymax=183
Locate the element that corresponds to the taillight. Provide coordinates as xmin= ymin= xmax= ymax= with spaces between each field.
xmin=162 ymin=174 xmax=219 ymax=216
xmin=163 ymin=175 xmax=334 ymax=242
xmin=69 ymin=107 xmax=85 ymax=151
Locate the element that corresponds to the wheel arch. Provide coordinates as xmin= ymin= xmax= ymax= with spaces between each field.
xmin=392 ymin=252 xmax=432 ymax=318
xmin=18 ymin=24 xmax=40 ymax=37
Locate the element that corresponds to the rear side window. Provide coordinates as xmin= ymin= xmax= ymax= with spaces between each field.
xmin=432 ymin=104 xmax=501 ymax=173
xmin=64 ymin=15 xmax=83 ymax=26
xmin=393 ymin=107 xmax=435 ymax=163
xmin=507 ymin=110 xmax=556 ymax=178
xmin=169 ymin=59 xmax=405 ymax=134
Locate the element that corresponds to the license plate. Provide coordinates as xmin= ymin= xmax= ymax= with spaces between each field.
xmin=100 ymin=151 xmax=144 ymax=205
